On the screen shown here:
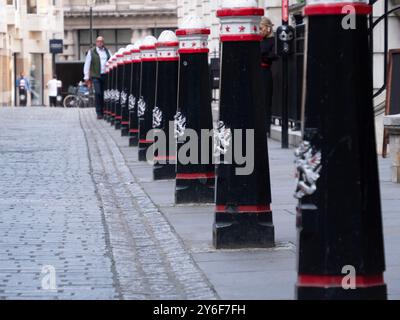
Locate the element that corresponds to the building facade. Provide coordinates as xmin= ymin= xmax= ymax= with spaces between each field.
xmin=0 ymin=0 xmax=64 ymax=106
xmin=62 ymin=0 xmax=178 ymax=61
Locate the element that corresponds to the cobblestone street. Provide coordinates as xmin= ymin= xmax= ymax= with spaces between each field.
xmin=0 ymin=107 xmax=399 ymax=300
xmin=0 ymin=107 xmax=216 ymax=300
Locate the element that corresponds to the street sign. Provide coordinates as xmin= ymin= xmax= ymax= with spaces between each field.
xmin=49 ymin=39 xmax=63 ymax=54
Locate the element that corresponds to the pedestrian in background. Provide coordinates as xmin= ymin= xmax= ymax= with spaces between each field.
xmin=16 ymin=73 xmax=30 ymax=107
xmin=83 ymin=36 xmax=112 ymax=120
xmin=260 ymin=17 xmax=277 ymax=136
xmin=47 ymin=75 xmax=60 ymax=107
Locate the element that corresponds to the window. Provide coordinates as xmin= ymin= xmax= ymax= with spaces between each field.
xmin=27 ymin=0 xmax=37 ymax=14
xmin=78 ymin=29 xmax=133 ymax=60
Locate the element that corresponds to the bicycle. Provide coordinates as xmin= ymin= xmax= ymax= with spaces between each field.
xmin=63 ymin=84 xmax=94 ymax=109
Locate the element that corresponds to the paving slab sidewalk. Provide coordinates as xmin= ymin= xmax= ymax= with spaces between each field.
xmin=102 ymin=113 xmax=400 ymax=300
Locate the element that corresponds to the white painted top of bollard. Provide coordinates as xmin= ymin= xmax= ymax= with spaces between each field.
xmin=140 ymin=35 xmax=157 ymax=49
xmin=116 ymin=48 xmax=125 ymax=65
xmin=220 ymin=0 xmax=258 ymax=8
xmin=116 ymin=48 xmax=125 ymax=57
xmin=217 ymin=0 xmax=264 ymax=42
xmin=133 ymin=39 xmax=143 ymax=51
xmin=176 ymin=15 xmax=210 ymax=54
xmin=126 ymin=44 xmax=136 ymax=53
xmin=140 ymin=36 xmax=158 ymax=61
xmin=158 ymin=30 xmax=178 ymax=44
xmin=111 ymin=54 xmax=118 ymax=68
xmin=304 ymin=0 xmax=371 ymax=16
xmin=156 ymin=31 xmax=179 ymax=61
xmin=131 ymin=39 xmax=142 ymax=63
xmin=125 ymin=44 xmax=136 ymax=63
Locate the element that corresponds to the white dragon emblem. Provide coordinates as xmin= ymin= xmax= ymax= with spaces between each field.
xmin=294 ymin=141 xmax=322 ymax=200
xmin=120 ymin=91 xmax=127 ymax=106
xmin=138 ymin=97 xmax=146 ymax=117
xmin=214 ymin=121 xmax=232 ymax=157
xmin=115 ymin=90 xmax=121 ymax=102
xmin=174 ymin=112 xmax=187 ymax=138
xmin=104 ymin=90 xmax=110 ymax=102
xmin=128 ymin=95 xmax=136 ymax=111
xmin=153 ymin=106 xmax=163 ymax=129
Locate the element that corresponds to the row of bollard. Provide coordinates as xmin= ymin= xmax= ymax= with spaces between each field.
xmin=101 ymin=0 xmax=387 ymax=300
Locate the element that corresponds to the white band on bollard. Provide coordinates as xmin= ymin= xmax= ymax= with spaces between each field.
xmin=304 ymin=0 xmax=371 ymax=16
xmin=140 ymin=36 xmax=158 ymax=62
xmin=217 ymin=0 xmax=264 ymax=42
xmin=156 ymin=31 xmax=179 ymax=61
xmin=176 ymin=15 xmax=210 ymax=54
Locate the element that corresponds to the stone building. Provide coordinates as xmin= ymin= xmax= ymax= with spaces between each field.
xmin=61 ymin=0 xmax=178 ymax=61
xmin=0 ymin=0 xmax=64 ymax=106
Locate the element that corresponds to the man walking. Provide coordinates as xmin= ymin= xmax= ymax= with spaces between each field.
xmin=84 ymin=36 xmax=112 ymax=119
xmin=46 ymin=75 xmax=60 ymax=107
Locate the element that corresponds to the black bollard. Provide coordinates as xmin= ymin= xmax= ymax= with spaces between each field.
xmin=104 ymin=60 xmax=111 ymax=121
xmin=128 ymin=40 xmax=142 ymax=147
xmin=114 ymin=48 xmax=125 ymax=130
xmin=109 ymin=55 xmax=118 ymax=125
xmin=213 ymin=1 xmax=275 ymax=249
xmin=106 ymin=56 xmax=112 ymax=123
xmin=138 ymin=36 xmax=158 ymax=162
xmin=295 ymin=0 xmax=386 ymax=300
xmin=152 ymin=31 xmax=179 ymax=180
xmin=174 ymin=16 xmax=215 ymax=204
xmin=120 ymin=46 xmax=133 ymax=137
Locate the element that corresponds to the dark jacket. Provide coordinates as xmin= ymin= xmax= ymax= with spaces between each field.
xmin=261 ymin=36 xmax=278 ymax=68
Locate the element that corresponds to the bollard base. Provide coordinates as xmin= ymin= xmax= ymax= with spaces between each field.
xmin=296 ymin=284 xmax=387 ymax=300
xmin=175 ymin=178 xmax=215 ymax=204
xmin=138 ymin=142 xmax=153 ymax=162
xmin=121 ymin=126 xmax=129 ymax=137
xmin=153 ymin=164 xmax=176 ymax=181
xmin=129 ymin=135 xmax=139 ymax=147
xmin=115 ymin=121 xmax=121 ymax=130
xmin=213 ymin=212 xmax=275 ymax=249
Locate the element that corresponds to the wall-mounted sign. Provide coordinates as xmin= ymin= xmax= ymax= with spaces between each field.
xmin=50 ymin=39 xmax=64 ymax=54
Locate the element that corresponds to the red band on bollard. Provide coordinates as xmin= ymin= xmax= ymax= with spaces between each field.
xmin=141 ymin=57 xmax=158 ymax=62
xmin=298 ymin=274 xmax=385 ymax=288
xmin=121 ymin=121 xmax=129 ymax=125
xmin=157 ymin=57 xmax=180 ymax=62
xmin=220 ymin=34 xmax=263 ymax=42
xmin=304 ymin=3 xmax=372 ymax=16
xmin=178 ymin=48 xmax=210 ymax=54
xmin=176 ymin=172 xmax=216 ymax=180
xmin=216 ymin=205 xmax=272 ymax=213
xmin=129 ymin=129 xmax=139 ymax=133
xmin=176 ymin=28 xmax=211 ymax=36
xmin=156 ymin=41 xmax=180 ymax=48
xmin=216 ymin=7 xmax=264 ymax=17
xmin=139 ymin=140 xmax=155 ymax=144
xmin=140 ymin=45 xmax=156 ymax=50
